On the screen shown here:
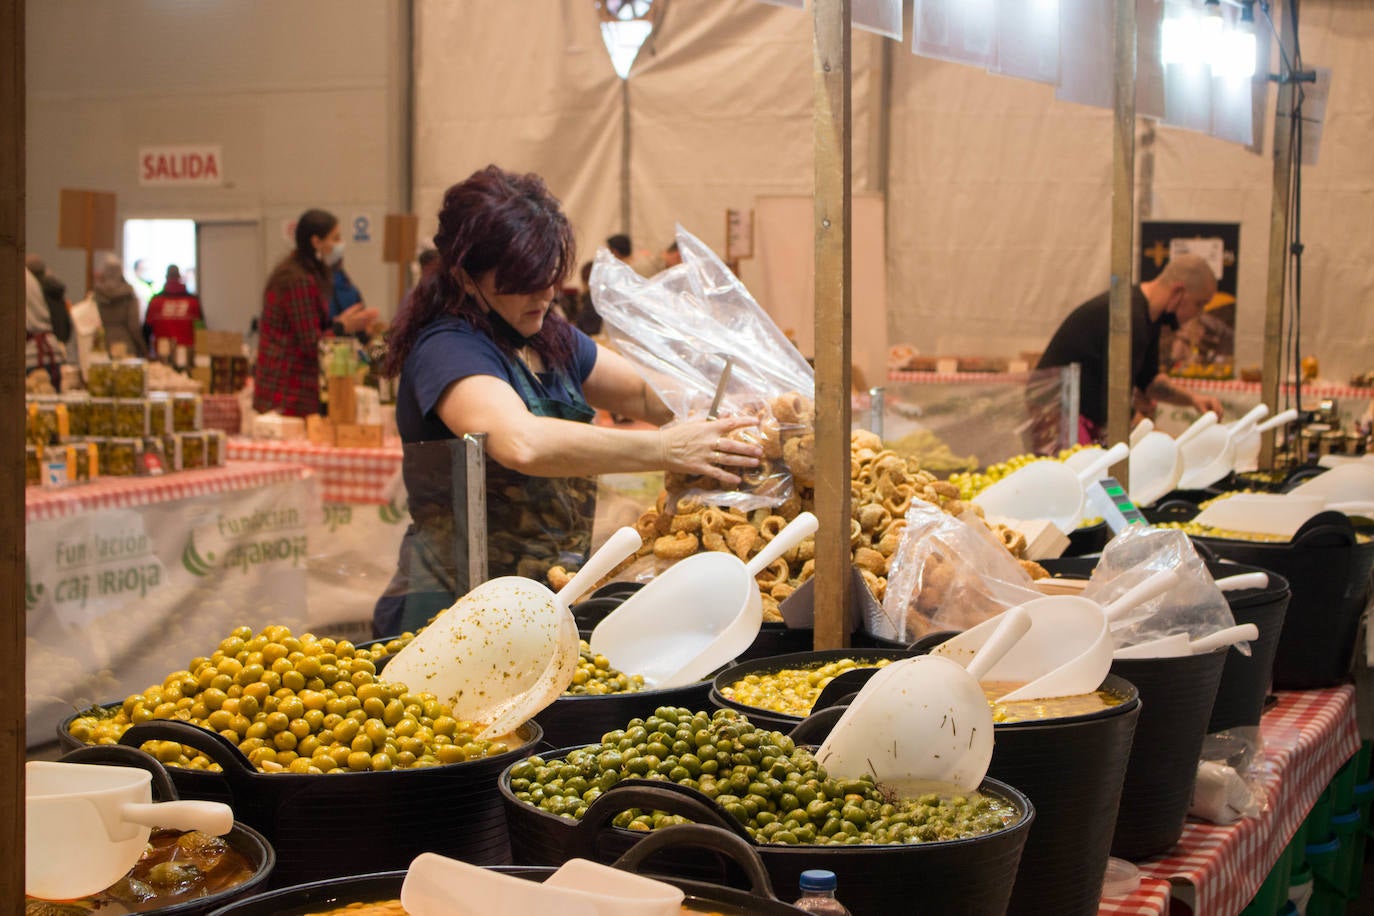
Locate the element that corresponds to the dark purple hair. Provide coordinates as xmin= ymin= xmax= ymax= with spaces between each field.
xmin=384 ymin=166 xmax=577 ymax=377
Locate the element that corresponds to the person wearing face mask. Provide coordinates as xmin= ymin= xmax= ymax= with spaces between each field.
xmin=372 ymin=166 xmax=762 ymax=637
xmin=1035 ymin=253 xmax=1224 ymax=445
xmin=254 ymin=208 xmax=378 ymax=416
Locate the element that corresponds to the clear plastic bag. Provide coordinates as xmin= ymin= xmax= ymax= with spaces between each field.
xmin=591 ymin=225 xmax=814 ymax=511
xmin=874 ymin=498 xmax=1042 ymax=642
xmin=1082 ymin=526 xmax=1248 ymax=654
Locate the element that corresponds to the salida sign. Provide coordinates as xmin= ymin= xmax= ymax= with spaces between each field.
xmin=139 ymin=144 xmax=224 ymax=187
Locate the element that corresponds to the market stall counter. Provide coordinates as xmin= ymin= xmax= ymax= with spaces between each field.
xmin=25 ymin=461 xmax=318 ymax=749
xmin=1099 ymin=685 xmax=1360 ymax=916
xmin=226 ymin=436 xmax=407 ymax=640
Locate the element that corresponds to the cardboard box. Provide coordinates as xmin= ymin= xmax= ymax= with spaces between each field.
xmin=334 ymin=424 xmax=384 ymax=448
xmin=327 ymin=377 xmax=357 ymax=424
xmin=306 ymin=414 xmax=335 ymax=446
xmin=195 ymin=329 xmax=245 ymax=358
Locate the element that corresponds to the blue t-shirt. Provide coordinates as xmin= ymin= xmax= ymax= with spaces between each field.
xmin=395 ymin=316 xmax=599 ymax=442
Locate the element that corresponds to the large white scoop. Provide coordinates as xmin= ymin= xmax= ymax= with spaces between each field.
xmin=27 ymin=761 xmax=234 ymax=900
xmin=1232 ymin=409 xmax=1300 ymax=473
xmin=974 ymin=443 xmax=1130 ymax=534
xmin=1288 ymin=462 xmax=1374 ymax=505
xmin=1192 ymin=493 xmax=1335 ymax=539
xmin=382 ymin=527 xmax=642 ymax=738
xmin=1179 ymin=405 xmax=1270 ymax=490
xmin=933 ymin=569 xmax=1181 ymax=702
xmin=401 ymin=853 xmax=683 ymax=916
xmin=815 ymin=607 xmax=1031 ymax=795
xmin=591 ymin=513 xmax=819 ymax=688
xmin=1110 ymin=572 xmax=1266 ymax=658
xmin=1129 ymin=421 xmax=1185 ymax=508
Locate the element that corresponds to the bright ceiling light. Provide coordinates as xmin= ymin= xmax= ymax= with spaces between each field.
xmin=1214 ymin=7 xmax=1256 ymax=80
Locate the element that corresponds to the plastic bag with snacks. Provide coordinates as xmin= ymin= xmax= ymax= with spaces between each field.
xmin=875 ymin=498 xmax=1042 ymax=643
xmin=591 ymin=225 xmax=815 ymax=511
xmin=1083 ymin=525 xmax=1247 ymax=654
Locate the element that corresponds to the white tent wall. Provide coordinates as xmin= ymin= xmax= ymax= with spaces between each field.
xmin=412 ymin=0 xmax=624 ymax=276
xmin=25 ymin=0 xmax=408 ymax=318
xmin=885 ymin=0 xmax=1374 ymax=384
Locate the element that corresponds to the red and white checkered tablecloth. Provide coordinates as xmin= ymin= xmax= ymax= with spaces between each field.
xmin=1098 ymin=685 xmax=1360 ymax=916
xmin=888 ymin=370 xmax=1036 ymax=385
xmin=226 ymin=437 xmax=403 ymax=505
xmin=25 ymin=461 xmax=314 ymax=523
xmin=201 ymin=394 xmax=242 ymax=435
xmin=887 ymin=370 xmax=1374 ymax=401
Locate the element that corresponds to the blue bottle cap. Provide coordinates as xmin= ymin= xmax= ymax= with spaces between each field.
xmin=799 ymin=869 xmax=837 ymax=892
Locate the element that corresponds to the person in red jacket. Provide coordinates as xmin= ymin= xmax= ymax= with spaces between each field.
xmin=143 ymin=265 xmax=204 ymax=357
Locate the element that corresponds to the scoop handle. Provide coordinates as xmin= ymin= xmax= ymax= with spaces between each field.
xmin=1215 ymin=572 xmax=1268 ymax=592
xmin=1231 ymin=403 xmax=1271 ymax=434
xmin=746 ymin=512 xmax=818 ymax=575
xmin=1189 ymin=623 xmax=1259 ymax=654
xmin=1254 ymin=409 xmax=1299 ymax=434
xmin=556 ymin=526 xmax=641 ymax=608
xmin=1175 ymin=411 xmax=1219 ymax=448
xmin=1130 ymin=419 xmax=1154 ymax=448
xmin=1075 ymin=441 xmax=1130 ymax=486
xmin=120 ymin=799 xmax=234 ymax=836
xmin=1102 ymin=568 xmax=1181 ymax=621
xmin=965 ymin=606 xmax=1032 ymax=681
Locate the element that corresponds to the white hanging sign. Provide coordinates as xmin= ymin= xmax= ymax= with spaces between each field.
xmin=139 ymin=145 xmax=224 ymax=187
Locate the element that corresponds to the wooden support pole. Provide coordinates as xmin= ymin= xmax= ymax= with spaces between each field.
xmin=1107 ymin=0 xmax=1137 ymax=468
xmin=1262 ymin=0 xmax=1297 ymax=466
xmin=812 ymin=0 xmax=852 ymax=651
xmin=1 ymin=0 xmax=26 ymax=906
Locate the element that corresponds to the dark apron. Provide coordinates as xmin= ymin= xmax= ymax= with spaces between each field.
xmin=373 ymin=352 xmax=597 ymax=638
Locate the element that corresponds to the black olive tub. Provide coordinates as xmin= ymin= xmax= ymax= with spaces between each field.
xmin=60 ymin=716 xmax=541 ymax=889
xmin=500 ymin=758 xmax=1034 ymax=916
xmin=208 ymin=824 xmax=809 ymax=915
xmin=47 ymin=745 xmax=276 ymax=916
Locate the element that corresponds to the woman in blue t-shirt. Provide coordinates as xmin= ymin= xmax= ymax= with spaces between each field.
xmin=373 ymin=166 xmax=760 ymax=637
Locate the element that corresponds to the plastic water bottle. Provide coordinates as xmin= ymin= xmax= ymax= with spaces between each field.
xmin=792 ymin=869 xmax=852 ymax=914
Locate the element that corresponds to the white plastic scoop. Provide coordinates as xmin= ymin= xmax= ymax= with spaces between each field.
xmin=815 ymin=607 xmax=1032 ymax=795
xmin=933 ymin=569 xmax=1181 ymax=702
xmin=1112 ymin=623 xmax=1259 ymax=659
xmin=27 ymin=761 xmax=234 ymax=900
xmin=382 ymin=526 xmax=642 ymax=739
xmin=1129 ymin=423 xmax=1185 ymax=508
xmin=1192 ymin=492 xmax=1331 ymax=539
xmin=1179 ymin=405 xmax=1270 ymax=490
xmin=401 ymin=852 xmax=683 ymax=916
xmin=1110 ymin=571 xmax=1266 ymax=658
xmin=591 ymin=512 xmax=819 ymax=688
xmin=1288 ymin=462 xmax=1374 ymax=504
xmin=1175 ymin=411 xmax=1220 ymax=449
xmin=974 ymin=442 xmax=1130 ymax=534
xmin=1232 ymin=409 xmax=1299 ymax=473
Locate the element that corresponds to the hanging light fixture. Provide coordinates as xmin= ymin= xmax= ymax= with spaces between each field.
xmin=1215 ymin=1 xmax=1257 ymax=80
xmin=597 ymin=0 xmax=654 ymax=79
xmin=1198 ymin=0 xmax=1225 ymax=47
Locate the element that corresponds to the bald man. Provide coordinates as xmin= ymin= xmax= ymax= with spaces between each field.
xmin=1037 ymin=254 xmax=1225 ymax=443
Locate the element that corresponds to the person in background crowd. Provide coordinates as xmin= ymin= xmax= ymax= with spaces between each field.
xmin=144 ymin=264 xmax=205 ymax=356
xmin=662 ymin=240 xmax=681 ymax=268
xmin=606 ymin=233 xmax=661 ymax=278
xmin=26 ymin=254 xmax=71 ymax=345
xmin=373 ymin=165 xmax=759 ymax=636
xmin=329 ymin=254 xmax=365 ymax=319
xmin=573 ymin=260 xmax=602 ymax=336
xmin=92 ymin=253 xmax=148 ymax=358
xmin=1036 ymin=254 xmax=1225 ymax=444
xmin=131 ymin=257 xmax=155 ymax=319
xmin=25 ymin=261 xmax=66 ymax=388
xmin=254 ymin=208 xmax=377 ymax=416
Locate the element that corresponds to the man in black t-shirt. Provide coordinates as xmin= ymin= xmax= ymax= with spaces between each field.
xmin=1037 ymin=254 xmax=1224 ymax=444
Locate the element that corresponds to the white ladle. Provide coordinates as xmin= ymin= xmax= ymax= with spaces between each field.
xmin=933 ymin=568 xmax=1181 ymax=702
xmin=815 ymin=607 xmax=1032 ymax=795
xmin=591 ymin=513 xmax=819 ymax=688
xmin=382 ymin=526 xmax=643 ymax=739
xmin=1109 ymin=572 xmax=1267 ymax=658
xmin=1232 ymin=409 xmax=1300 ymax=473
xmin=974 ymin=442 xmax=1130 ymax=534
xmin=401 ymin=852 xmax=683 ymax=916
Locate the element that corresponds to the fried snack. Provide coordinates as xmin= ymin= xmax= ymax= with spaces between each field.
xmin=653 ymin=531 xmax=699 ymax=560
xmin=725 ymin=523 xmax=760 ymax=559
xmin=547 ymin=566 xmax=574 ymax=590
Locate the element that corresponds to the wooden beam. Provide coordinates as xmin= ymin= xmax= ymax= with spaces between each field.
xmin=1 ymin=0 xmax=25 ymax=906
xmin=1261 ymin=0 xmax=1296 ymax=466
xmin=812 ymin=0 xmax=852 ymax=651
xmin=1107 ymin=0 xmax=1137 ymax=466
